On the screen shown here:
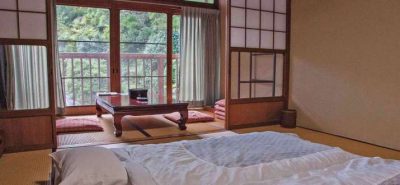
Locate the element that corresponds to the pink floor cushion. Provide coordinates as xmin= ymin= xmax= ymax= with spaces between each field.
xmin=215 ymin=110 xmax=225 ymax=117
xmin=215 ymin=105 xmax=225 ymax=112
xmin=215 ymin=99 xmax=225 ymax=107
xmin=164 ymin=111 xmax=215 ymax=124
xmin=215 ymin=115 xmax=225 ymax=120
xmin=56 ymin=118 xmax=103 ymax=134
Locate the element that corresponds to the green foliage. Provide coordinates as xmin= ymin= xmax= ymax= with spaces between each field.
xmin=57 ymin=6 xmax=181 ymax=53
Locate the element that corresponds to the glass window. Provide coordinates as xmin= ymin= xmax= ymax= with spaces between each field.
xmin=0 ymin=45 xmax=49 ymax=110
xmin=120 ymin=10 xmax=167 ymax=103
xmin=57 ymin=5 xmax=111 ymax=106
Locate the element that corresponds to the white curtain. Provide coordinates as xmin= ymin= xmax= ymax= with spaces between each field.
xmin=53 ymin=1 xmax=66 ymax=114
xmin=5 ymin=45 xmax=49 ymax=110
xmin=179 ymin=7 xmax=220 ymax=106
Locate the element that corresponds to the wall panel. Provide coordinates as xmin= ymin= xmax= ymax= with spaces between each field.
xmin=229 ymin=101 xmax=284 ymax=127
xmin=0 ymin=116 xmax=53 ymax=152
xmin=290 ymin=0 xmax=400 ymax=150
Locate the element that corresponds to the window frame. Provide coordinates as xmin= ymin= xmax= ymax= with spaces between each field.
xmin=56 ymin=0 xmax=184 ymax=113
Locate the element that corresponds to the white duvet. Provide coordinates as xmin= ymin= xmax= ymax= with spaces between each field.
xmin=110 ymin=132 xmax=400 ymax=185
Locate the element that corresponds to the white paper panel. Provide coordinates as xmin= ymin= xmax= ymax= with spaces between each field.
xmin=253 ymin=83 xmax=273 ymax=98
xmin=231 ymin=28 xmax=245 ymax=47
xmin=0 ymin=11 xmax=18 ymax=38
xmin=240 ymin=83 xmax=250 ymax=99
xmin=0 ymin=0 xmax=17 ymax=10
xmin=275 ymin=0 xmax=287 ymax=13
xmin=231 ymin=0 xmax=245 ymax=7
xmin=246 ymin=0 xmax=260 ymax=9
xmin=240 ymin=52 xmax=250 ymax=81
xmin=18 ymin=0 xmax=46 ymax=12
xmin=252 ymin=54 xmax=274 ymax=81
xmin=231 ymin=52 xmax=239 ymax=99
xmin=261 ymin=0 xmax=274 ymax=11
xmin=246 ymin=9 xmax=260 ymax=29
xmin=260 ymin=31 xmax=273 ymax=49
xmin=275 ymin=54 xmax=284 ymax=96
xmin=19 ymin=12 xmax=47 ymax=39
xmin=261 ymin=12 xmax=273 ymax=30
xmin=246 ymin=29 xmax=259 ymax=48
xmin=274 ymin=14 xmax=286 ymax=31
xmin=274 ymin=32 xmax=286 ymax=50
xmin=231 ymin=7 xmax=246 ymax=27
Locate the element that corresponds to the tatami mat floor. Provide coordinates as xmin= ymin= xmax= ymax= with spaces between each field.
xmin=1 ymin=125 xmax=400 ymax=185
xmin=0 ymin=149 xmax=51 ymax=185
xmin=57 ymin=111 xmax=225 ymax=148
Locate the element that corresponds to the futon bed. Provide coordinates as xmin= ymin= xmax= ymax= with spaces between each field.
xmin=51 ymin=132 xmax=400 ymax=185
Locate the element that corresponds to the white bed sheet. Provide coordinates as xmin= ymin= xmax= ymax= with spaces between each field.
xmin=109 ymin=132 xmax=400 ymax=185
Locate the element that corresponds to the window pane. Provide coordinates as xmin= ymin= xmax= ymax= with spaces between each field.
xmin=230 ymin=52 xmax=284 ymax=99
xmin=120 ymin=10 xmax=167 ymax=103
xmin=0 ymin=11 xmax=18 ymax=38
xmin=0 ymin=45 xmax=49 ymax=110
xmin=57 ymin=5 xmax=110 ymax=106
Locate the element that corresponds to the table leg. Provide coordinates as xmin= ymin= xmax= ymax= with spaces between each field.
xmin=96 ymin=101 xmax=102 ymax=117
xmin=113 ymin=115 xmax=123 ymax=137
xmin=178 ymin=110 xmax=188 ymax=130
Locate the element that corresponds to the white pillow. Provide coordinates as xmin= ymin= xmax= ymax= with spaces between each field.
xmin=50 ymin=147 xmax=128 ymax=185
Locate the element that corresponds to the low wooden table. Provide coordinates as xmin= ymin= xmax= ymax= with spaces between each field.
xmin=96 ymin=95 xmax=188 ymax=137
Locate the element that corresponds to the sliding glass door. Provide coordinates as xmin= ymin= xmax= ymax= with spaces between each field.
xmin=120 ymin=10 xmax=167 ymax=103
xmin=57 ymin=6 xmax=110 ymax=106
xmin=56 ymin=2 xmax=180 ymax=108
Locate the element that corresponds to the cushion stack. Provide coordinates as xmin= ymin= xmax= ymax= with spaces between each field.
xmin=214 ymin=99 xmax=225 ymax=120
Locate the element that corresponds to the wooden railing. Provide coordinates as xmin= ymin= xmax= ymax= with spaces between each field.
xmin=59 ymin=52 xmax=179 ymax=106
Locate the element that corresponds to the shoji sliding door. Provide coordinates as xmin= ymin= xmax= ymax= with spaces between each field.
xmin=226 ymin=0 xmax=290 ymax=128
xmin=0 ymin=0 xmax=56 ymax=152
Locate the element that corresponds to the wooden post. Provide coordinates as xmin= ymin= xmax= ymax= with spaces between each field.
xmin=167 ymin=13 xmax=173 ymax=103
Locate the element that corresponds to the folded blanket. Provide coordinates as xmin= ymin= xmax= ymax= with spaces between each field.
xmin=215 ymin=99 xmax=225 ymax=107
xmin=214 ymin=105 xmax=225 ymax=112
xmin=164 ymin=111 xmax=214 ymax=123
xmin=215 ymin=114 xmax=225 ymax=120
xmin=215 ymin=110 xmax=225 ymax=117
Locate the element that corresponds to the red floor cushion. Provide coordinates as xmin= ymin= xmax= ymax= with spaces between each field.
xmin=215 ymin=110 xmax=225 ymax=117
xmin=215 ymin=99 xmax=225 ymax=107
xmin=56 ymin=118 xmax=103 ymax=134
xmin=215 ymin=115 xmax=225 ymax=120
xmin=164 ymin=111 xmax=214 ymax=123
xmin=215 ymin=105 xmax=225 ymax=112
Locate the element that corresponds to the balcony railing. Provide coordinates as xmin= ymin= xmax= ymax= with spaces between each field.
xmin=59 ymin=52 xmax=179 ymax=106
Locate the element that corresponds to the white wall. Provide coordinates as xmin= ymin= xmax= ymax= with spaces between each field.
xmin=290 ymin=0 xmax=400 ymax=150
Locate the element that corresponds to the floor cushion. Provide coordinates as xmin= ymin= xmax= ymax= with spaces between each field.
xmin=215 ymin=99 xmax=225 ymax=107
xmin=215 ymin=115 xmax=225 ymax=120
xmin=215 ymin=110 xmax=225 ymax=117
xmin=56 ymin=118 xmax=103 ymax=134
xmin=215 ymin=105 xmax=225 ymax=112
xmin=164 ymin=111 xmax=214 ymax=124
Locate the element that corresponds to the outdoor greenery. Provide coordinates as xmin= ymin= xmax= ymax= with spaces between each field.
xmin=57 ymin=5 xmax=180 ymax=106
